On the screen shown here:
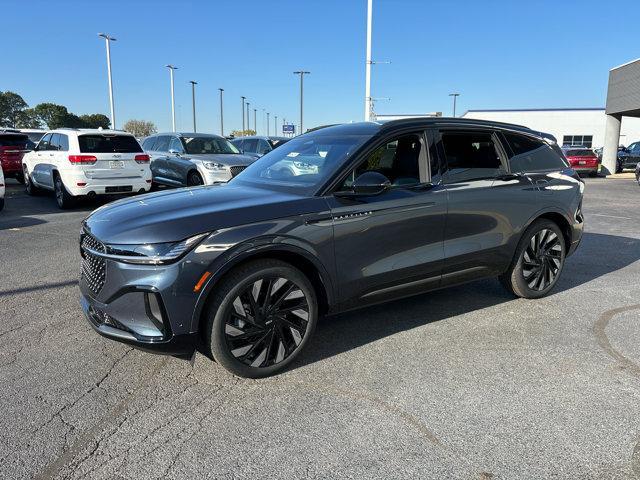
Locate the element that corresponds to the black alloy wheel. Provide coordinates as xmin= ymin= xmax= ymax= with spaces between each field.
xmin=205 ymin=259 xmax=317 ymax=378
xmin=54 ymin=175 xmax=76 ymax=209
xmin=500 ymin=219 xmax=566 ymax=299
xmin=187 ymin=171 xmax=203 ymax=186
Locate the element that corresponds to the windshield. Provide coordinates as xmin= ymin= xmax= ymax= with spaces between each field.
xmin=182 ymin=136 xmax=239 ymax=155
xmin=230 ymin=133 xmax=370 ymax=194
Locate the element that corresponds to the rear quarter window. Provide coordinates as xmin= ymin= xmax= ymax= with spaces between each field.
xmin=78 ymin=135 xmax=142 ymax=153
xmin=503 ymin=132 xmax=567 ymax=172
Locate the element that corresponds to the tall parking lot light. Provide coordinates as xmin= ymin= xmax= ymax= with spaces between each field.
xmin=449 ymin=93 xmax=460 ymax=117
xmin=98 ymin=33 xmax=116 ymax=129
xmin=364 ymin=0 xmax=372 ymax=121
xmin=166 ymin=65 xmax=178 ymax=132
xmin=246 ymin=102 xmax=251 ymax=133
xmin=189 ymin=81 xmax=198 ymax=132
xmin=267 ymin=112 xmax=270 ymax=136
xmin=241 ymin=96 xmax=246 ymax=134
xmin=274 ymin=115 xmax=278 ymax=136
xmin=218 ymin=88 xmax=224 ymax=136
xmin=293 ymin=71 xmax=310 ymax=134
xmin=254 ymin=109 xmax=257 ymax=135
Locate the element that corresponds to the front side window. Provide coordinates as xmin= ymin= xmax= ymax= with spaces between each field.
xmin=169 ymin=136 xmax=185 ymax=153
xmin=78 ymin=135 xmax=143 ymax=153
xmin=504 ymin=132 xmax=567 ymax=172
xmin=242 ymin=139 xmax=258 ymax=154
xmin=182 ymin=136 xmax=239 ymax=155
xmin=341 ymin=133 xmax=424 ymax=189
xmin=153 ymin=136 xmax=171 ymax=152
xmin=37 ymin=133 xmax=52 ymax=151
xmin=231 ymin=133 xmax=370 ymax=194
xmin=256 ymin=139 xmax=271 ymax=155
xmin=440 ymin=131 xmax=505 ymax=182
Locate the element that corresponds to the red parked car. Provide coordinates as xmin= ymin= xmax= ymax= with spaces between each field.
xmin=561 ymin=146 xmax=599 ymax=177
xmin=0 ymin=130 xmax=31 ymax=183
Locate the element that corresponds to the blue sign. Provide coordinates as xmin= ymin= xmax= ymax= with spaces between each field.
xmin=282 ymin=124 xmax=295 ymax=134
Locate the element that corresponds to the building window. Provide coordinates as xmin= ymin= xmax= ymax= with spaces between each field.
xmin=562 ymin=135 xmax=593 ymax=148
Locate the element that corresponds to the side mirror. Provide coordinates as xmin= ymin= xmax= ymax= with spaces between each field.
xmin=168 ymin=149 xmax=181 ymax=156
xmin=337 ymin=171 xmax=391 ymax=197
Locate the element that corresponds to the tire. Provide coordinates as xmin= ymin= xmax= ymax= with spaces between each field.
xmin=588 ymin=170 xmax=598 ymax=178
xmin=499 ymin=219 xmax=566 ymax=299
xmin=0 ymin=198 xmax=4 ymax=212
xmin=14 ymin=172 xmax=25 ymax=184
xmin=204 ymin=259 xmax=318 ymax=378
xmin=24 ymin=168 xmax=41 ymax=196
xmin=54 ymin=174 xmax=76 ymax=209
xmin=187 ymin=171 xmax=203 ymax=186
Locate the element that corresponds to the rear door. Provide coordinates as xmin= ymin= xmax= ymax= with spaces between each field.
xmin=435 ymin=128 xmax=535 ymax=284
xmin=76 ymin=134 xmax=144 ymax=180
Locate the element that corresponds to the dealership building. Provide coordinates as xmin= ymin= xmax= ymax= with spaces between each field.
xmin=461 ymin=108 xmax=640 ymax=149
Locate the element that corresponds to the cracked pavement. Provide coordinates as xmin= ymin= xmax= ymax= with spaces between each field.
xmin=0 ymin=177 xmax=639 ymax=479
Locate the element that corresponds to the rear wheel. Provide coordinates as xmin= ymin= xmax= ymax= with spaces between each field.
xmin=204 ymin=259 xmax=318 ymax=378
xmin=14 ymin=172 xmax=25 ymax=184
xmin=187 ymin=171 xmax=203 ymax=186
xmin=500 ymin=219 xmax=566 ymax=299
xmin=54 ymin=174 xmax=76 ymax=209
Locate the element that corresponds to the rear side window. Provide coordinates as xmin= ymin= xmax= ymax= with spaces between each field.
xmin=142 ymin=136 xmax=157 ymax=150
xmin=503 ymin=132 xmax=567 ymax=172
xmin=440 ymin=131 xmax=505 ymax=182
xmin=256 ymin=139 xmax=271 ymax=155
xmin=58 ymin=134 xmax=69 ymax=151
xmin=78 ymin=135 xmax=142 ymax=153
xmin=243 ymin=139 xmax=258 ymax=153
xmin=50 ymin=133 xmax=61 ymax=150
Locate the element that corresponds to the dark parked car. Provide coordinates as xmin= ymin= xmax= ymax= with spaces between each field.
xmin=0 ymin=130 xmax=31 ymax=183
xmin=141 ymin=132 xmax=257 ymax=187
xmin=231 ymin=136 xmax=290 ymax=159
xmin=618 ymin=141 xmax=640 ymax=172
xmin=79 ymin=118 xmax=584 ymax=378
xmin=561 ymin=146 xmax=598 ymax=177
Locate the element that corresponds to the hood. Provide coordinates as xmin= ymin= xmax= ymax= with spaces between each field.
xmin=84 ymin=184 xmax=319 ymax=244
xmin=185 ymin=153 xmax=256 ymax=167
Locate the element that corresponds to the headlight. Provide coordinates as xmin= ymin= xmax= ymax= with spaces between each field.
xmin=101 ymin=233 xmax=209 ymax=264
xmin=203 ymin=162 xmax=226 ymax=171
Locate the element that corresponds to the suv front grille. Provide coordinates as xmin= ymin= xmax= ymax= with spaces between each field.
xmin=230 ymin=165 xmax=247 ymax=177
xmin=80 ymin=233 xmax=106 ymax=296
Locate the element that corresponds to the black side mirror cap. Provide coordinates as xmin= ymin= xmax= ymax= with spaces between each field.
xmin=335 ymin=171 xmax=391 ymax=198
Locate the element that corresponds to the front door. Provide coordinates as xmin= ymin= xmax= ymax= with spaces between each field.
xmin=326 ymin=131 xmax=447 ymax=307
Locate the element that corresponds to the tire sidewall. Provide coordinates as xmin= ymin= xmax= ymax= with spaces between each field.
xmin=512 ymin=220 xmax=566 ymax=299
xmin=207 ymin=262 xmax=318 ymax=378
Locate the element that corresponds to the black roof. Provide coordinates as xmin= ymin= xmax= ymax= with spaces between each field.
xmin=306 ymin=117 xmax=557 ymax=143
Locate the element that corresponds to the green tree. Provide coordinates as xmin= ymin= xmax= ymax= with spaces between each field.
xmin=15 ymin=108 xmax=43 ymax=129
xmin=80 ymin=113 xmax=111 ymax=129
xmin=123 ymin=119 xmax=157 ymax=137
xmin=33 ymin=103 xmax=70 ymax=129
xmin=0 ymin=91 xmax=29 ymax=127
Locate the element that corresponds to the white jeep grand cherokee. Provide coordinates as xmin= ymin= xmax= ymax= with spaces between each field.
xmin=22 ymin=129 xmax=152 ymax=209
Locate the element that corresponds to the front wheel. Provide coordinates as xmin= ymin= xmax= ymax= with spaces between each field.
xmin=204 ymin=259 xmax=318 ymax=378
xmin=500 ymin=219 xmax=566 ymax=299
xmin=187 ymin=171 xmax=203 ymax=186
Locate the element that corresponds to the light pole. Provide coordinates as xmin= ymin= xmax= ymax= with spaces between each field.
xmin=293 ymin=71 xmax=310 ymax=134
xmin=364 ymin=0 xmax=373 ymax=121
xmin=246 ymin=102 xmax=251 ymax=133
xmin=262 ymin=109 xmax=266 ymax=135
xmin=241 ymin=96 xmax=246 ymax=134
xmin=218 ymin=88 xmax=224 ymax=136
xmin=98 ymin=33 xmax=116 ymax=129
xmin=166 ymin=65 xmax=178 ymax=132
xmin=274 ymin=115 xmax=278 ymax=136
xmin=267 ymin=112 xmax=270 ymax=136
xmin=254 ymin=109 xmax=257 ymax=135
xmin=189 ymin=80 xmax=197 ymax=132
xmin=449 ymin=93 xmax=460 ymax=118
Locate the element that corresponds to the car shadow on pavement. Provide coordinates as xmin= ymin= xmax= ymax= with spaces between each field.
xmin=294 ymin=232 xmax=640 ymax=370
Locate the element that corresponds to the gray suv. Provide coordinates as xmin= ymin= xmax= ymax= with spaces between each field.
xmin=231 ymin=136 xmax=290 ymax=159
xmin=142 ymin=132 xmax=257 ymax=187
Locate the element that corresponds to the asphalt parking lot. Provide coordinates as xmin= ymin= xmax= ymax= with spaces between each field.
xmin=1 ymin=177 xmax=639 ymax=479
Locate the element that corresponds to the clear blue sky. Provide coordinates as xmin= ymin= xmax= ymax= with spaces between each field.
xmin=3 ymin=0 xmax=639 ymax=134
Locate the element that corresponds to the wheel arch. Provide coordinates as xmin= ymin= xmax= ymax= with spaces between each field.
xmin=191 ymin=243 xmax=334 ymax=334
xmin=523 ymin=209 xmax=573 ymax=252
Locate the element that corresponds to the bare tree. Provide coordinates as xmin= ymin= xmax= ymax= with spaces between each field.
xmin=123 ymin=119 xmax=157 ymax=138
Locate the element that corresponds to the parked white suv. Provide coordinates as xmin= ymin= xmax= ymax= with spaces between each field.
xmin=22 ymin=129 xmax=152 ymax=208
